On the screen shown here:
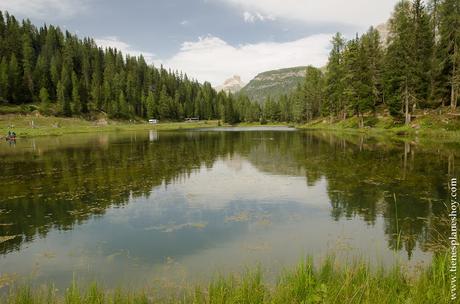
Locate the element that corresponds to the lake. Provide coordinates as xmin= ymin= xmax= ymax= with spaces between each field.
xmin=0 ymin=128 xmax=457 ymax=292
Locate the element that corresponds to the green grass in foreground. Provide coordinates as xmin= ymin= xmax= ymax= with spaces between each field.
xmin=3 ymin=252 xmax=455 ymax=304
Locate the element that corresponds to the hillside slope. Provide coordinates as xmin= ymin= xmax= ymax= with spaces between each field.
xmin=239 ymin=66 xmax=307 ymax=103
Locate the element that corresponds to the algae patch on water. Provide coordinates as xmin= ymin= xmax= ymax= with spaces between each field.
xmin=144 ymin=222 xmax=208 ymax=233
xmin=225 ymin=212 xmax=250 ymax=223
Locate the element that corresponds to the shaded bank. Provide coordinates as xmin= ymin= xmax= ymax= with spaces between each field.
xmin=299 ymin=111 xmax=460 ymax=143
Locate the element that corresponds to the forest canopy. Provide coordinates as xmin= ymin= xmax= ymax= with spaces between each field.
xmin=0 ymin=10 xmax=249 ymax=122
xmin=271 ymin=0 xmax=459 ymax=125
xmin=0 ymin=0 xmax=458 ymax=124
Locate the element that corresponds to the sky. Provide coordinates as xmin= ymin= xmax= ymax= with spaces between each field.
xmin=0 ymin=0 xmax=399 ymax=86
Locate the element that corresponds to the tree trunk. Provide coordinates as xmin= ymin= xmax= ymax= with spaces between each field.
xmin=403 ymin=142 xmax=410 ymax=180
xmin=405 ymin=82 xmax=411 ymax=125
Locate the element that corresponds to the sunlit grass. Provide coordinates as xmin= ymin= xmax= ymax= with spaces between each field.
xmin=3 ymin=251 xmax=454 ymax=303
xmin=0 ymin=114 xmax=221 ymax=138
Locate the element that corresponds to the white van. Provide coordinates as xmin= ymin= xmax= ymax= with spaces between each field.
xmin=148 ymin=119 xmax=158 ymax=124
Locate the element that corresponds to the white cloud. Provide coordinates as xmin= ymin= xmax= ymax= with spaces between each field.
xmin=180 ymin=20 xmax=190 ymax=26
xmin=219 ymin=0 xmax=398 ymax=28
xmin=155 ymin=34 xmax=331 ymax=86
xmin=243 ymin=11 xmax=255 ymax=23
xmin=243 ymin=11 xmax=275 ymax=23
xmin=149 ymin=158 xmax=329 ymax=210
xmin=0 ymin=0 xmax=88 ymax=19
xmin=95 ymin=36 xmax=156 ymax=64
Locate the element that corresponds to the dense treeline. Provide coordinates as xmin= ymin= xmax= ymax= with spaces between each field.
xmin=0 ymin=10 xmax=255 ymax=121
xmin=0 ymin=0 xmax=458 ymax=125
xmin=262 ymin=0 xmax=459 ymax=124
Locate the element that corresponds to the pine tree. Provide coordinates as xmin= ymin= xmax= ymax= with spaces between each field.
xmin=247 ymin=102 xmax=261 ymax=122
xmin=103 ymin=78 xmax=112 ymax=113
xmin=263 ymin=97 xmax=281 ymax=121
xmin=438 ymin=0 xmax=460 ymax=110
xmin=360 ymin=27 xmax=383 ymax=109
xmin=22 ymin=32 xmax=34 ymax=102
xmin=50 ymin=54 xmax=61 ymax=90
xmin=71 ymin=71 xmax=81 ymax=114
xmin=292 ymin=83 xmax=305 ymax=122
xmin=428 ymin=0 xmax=442 ymax=104
xmin=277 ymin=94 xmax=291 ymax=122
xmin=91 ymin=71 xmax=102 ymax=111
xmin=223 ymin=94 xmax=237 ymax=124
xmin=343 ymin=36 xmax=362 ymax=120
xmin=8 ymin=53 xmax=19 ymax=103
xmin=325 ymin=33 xmax=346 ymax=118
xmin=146 ymin=91 xmax=156 ymax=119
xmin=303 ymin=66 xmax=324 ymax=121
xmin=34 ymin=54 xmax=50 ymax=96
xmin=194 ymin=90 xmax=204 ymax=119
xmin=384 ymin=0 xmax=417 ymax=122
xmin=39 ymin=87 xmax=50 ymax=113
xmin=80 ymin=47 xmax=91 ymax=113
xmin=57 ymin=80 xmax=71 ymax=116
xmin=60 ymin=62 xmax=71 ymax=103
xmin=412 ymin=0 xmax=435 ymax=107
xmin=173 ymin=92 xmax=181 ymax=120
xmin=118 ymin=91 xmax=129 ymax=118
xmin=158 ymin=85 xmax=171 ymax=119
xmin=0 ymin=56 xmax=8 ymax=101
xmin=0 ymin=12 xmax=4 ymax=56
xmin=178 ymin=102 xmax=185 ymax=120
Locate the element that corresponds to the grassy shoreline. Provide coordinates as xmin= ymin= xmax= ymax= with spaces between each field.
xmin=0 ymin=115 xmax=291 ymax=138
xmin=0 ymin=115 xmax=224 ymax=138
xmin=1 ymin=112 xmax=459 ymax=141
xmin=2 ymin=251 xmax=453 ymax=303
xmin=298 ymin=112 xmax=460 ymax=143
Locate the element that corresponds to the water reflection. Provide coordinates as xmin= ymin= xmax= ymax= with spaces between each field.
xmin=0 ymin=130 xmax=457 ymax=288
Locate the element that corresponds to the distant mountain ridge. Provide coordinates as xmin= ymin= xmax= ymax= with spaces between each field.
xmin=239 ymin=66 xmax=307 ymax=103
xmin=220 ymin=21 xmax=388 ymax=104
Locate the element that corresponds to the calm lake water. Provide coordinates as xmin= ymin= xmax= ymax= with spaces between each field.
xmin=0 ymin=128 xmax=458 ymax=291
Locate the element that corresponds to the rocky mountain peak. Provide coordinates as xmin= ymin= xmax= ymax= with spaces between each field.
xmin=215 ymin=75 xmax=245 ymax=94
